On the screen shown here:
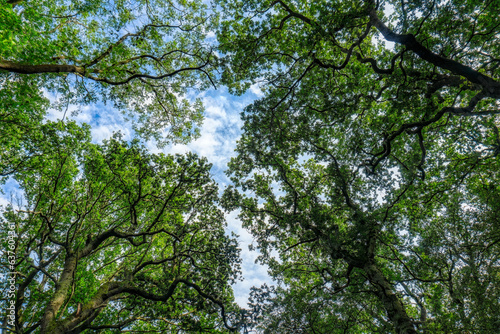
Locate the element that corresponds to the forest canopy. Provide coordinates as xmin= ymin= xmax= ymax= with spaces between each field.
xmin=1 ymin=0 xmax=500 ymax=333
xmin=2 ymin=126 xmax=241 ymax=333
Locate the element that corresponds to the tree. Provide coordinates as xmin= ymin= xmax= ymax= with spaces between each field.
xmin=0 ymin=126 xmax=242 ymax=333
xmin=0 ymin=1 xmax=247 ymax=332
xmin=217 ymin=0 xmax=500 ymax=332
xmin=0 ymin=0 xmax=217 ymax=153
xmin=225 ymin=139 xmax=500 ymax=333
xmin=217 ymin=0 xmax=499 ymax=174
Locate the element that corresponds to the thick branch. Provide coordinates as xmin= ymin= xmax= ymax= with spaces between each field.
xmin=369 ymin=10 xmax=500 ymax=98
xmin=49 ymin=282 xmax=122 ymax=334
xmin=356 ymin=52 xmax=401 ymax=74
xmin=40 ymin=255 xmax=78 ymax=334
xmin=275 ymin=0 xmax=313 ymax=26
xmin=85 ymin=61 xmax=211 ymax=86
xmin=78 ymin=227 xmax=180 ymax=259
xmin=0 ymin=60 xmax=84 ymax=75
xmin=369 ymin=91 xmax=487 ymax=171
xmin=121 ymin=279 xmax=237 ymax=331
xmin=85 ymin=23 xmax=183 ymax=68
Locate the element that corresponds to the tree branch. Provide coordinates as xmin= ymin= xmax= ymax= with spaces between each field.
xmin=0 ymin=60 xmax=84 ymax=75
xmin=369 ymin=10 xmax=500 ymax=98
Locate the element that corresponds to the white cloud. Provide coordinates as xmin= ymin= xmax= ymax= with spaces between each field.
xmin=249 ymin=83 xmax=264 ymax=97
xmin=0 ymin=177 xmax=23 ymax=211
xmin=91 ymin=123 xmax=132 ymax=143
xmin=205 ymin=100 xmax=227 ymax=118
xmin=206 ymin=30 xmax=216 ymax=39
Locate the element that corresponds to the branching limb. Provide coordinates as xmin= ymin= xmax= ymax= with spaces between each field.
xmin=369 ymin=10 xmax=500 ymax=98
xmin=369 ymin=91 xmax=488 ymax=171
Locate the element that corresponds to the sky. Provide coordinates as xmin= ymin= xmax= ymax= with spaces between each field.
xmin=0 ymin=83 xmax=272 ymax=308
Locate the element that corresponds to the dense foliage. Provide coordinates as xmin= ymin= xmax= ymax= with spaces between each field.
xmin=0 ymin=0 xmax=216 ymax=157
xmin=1 ymin=0 xmax=500 ymax=333
xmin=1 ymin=125 xmax=241 ymax=333
xmin=218 ymin=0 xmax=500 ymax=332
xmin=0 ymin=1 xmax=247 ymax=333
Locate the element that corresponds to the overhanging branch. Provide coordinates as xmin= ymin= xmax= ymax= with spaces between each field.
xmin=369 ymin=10 xmax=500 ymax=98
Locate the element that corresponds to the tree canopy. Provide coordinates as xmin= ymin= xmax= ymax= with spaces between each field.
xmin=0 ymin=0 xmax=217 ymax=156
xmin=217 ymin=0 xmax=500 ymax=332
xmin=1 ymin=0 xmax=500 ymax=333
xmin=1 ymin=125 xmax=241 ymax=333
xmin=0 ymin=1 xmax=247 ymax=333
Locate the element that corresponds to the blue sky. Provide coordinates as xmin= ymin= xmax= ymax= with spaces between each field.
xmin=0 ymin=83 xmax=272 ymax=308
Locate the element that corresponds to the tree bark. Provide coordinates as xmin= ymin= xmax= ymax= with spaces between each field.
xmin=40 ymin=255 xmax=78 ymax=334
xmin=0 ymin=60 xmax=84 ymax=75
xmin=50 ymin=283 xmax=122 ymax=334
xmin=364 ymin=261 xmax=417 ymax=334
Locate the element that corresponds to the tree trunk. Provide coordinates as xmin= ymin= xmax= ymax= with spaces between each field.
xmin=40 ymin=255 xmax=78 ymax=334
xmin=364 ymin=262 xmax=417 ymax=334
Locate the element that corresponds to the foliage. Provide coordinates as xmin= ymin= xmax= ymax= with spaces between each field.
xmin=2 ymin=0 xmax=500 ymax=332
xmin=216 ymin=0 xmax=500 ymax=174
xmin=217 ymin=0 xmax=500 ymax=332
xmin=0 ymin=0 xmax=217 ymax=146
xmin=0 ymin=127 xmax=242 ymax=333
xmin=0 ymin=74 xmax=50 ymax=180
